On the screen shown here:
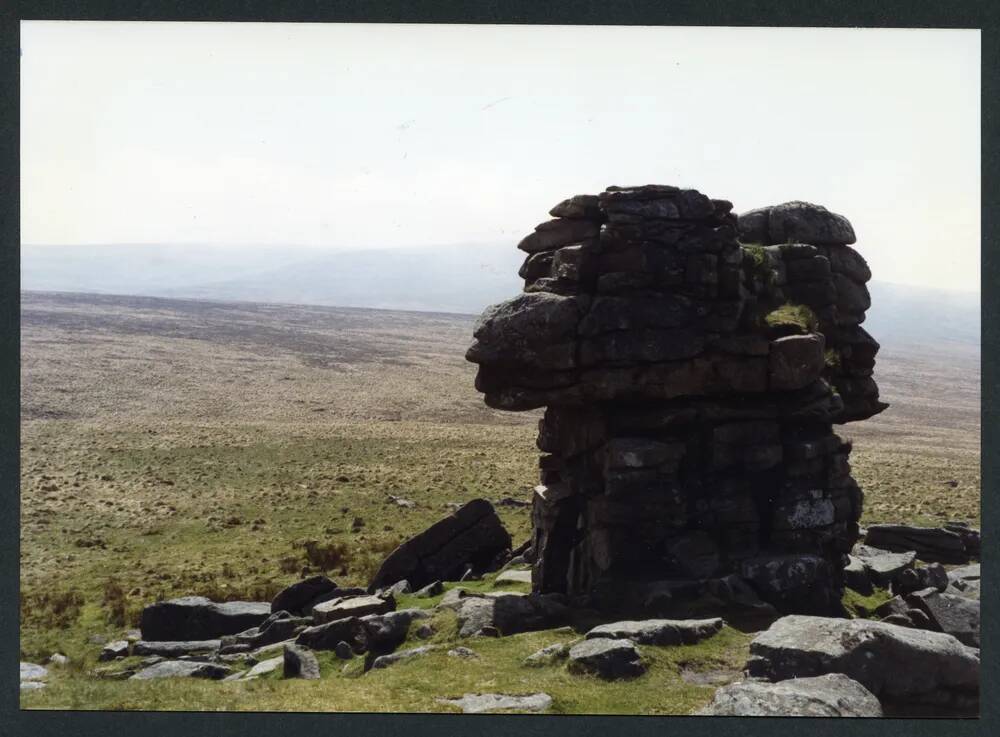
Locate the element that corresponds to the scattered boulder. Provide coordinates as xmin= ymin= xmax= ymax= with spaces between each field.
xmin=371 ymin=645 xmax=434 ymax=669
xmin=271 ymin=575 xmax=339 ymax=615
xmin=382 ymin=580 xmax=411 ymax=597
xmin=698 ymin=674 xmax=883 ymax=717
xmin=313 ymin=595 xmax=394 ymax=623
xmin=20 ymin=662 xmax=48 ymax=690
xmin=360 ymin=609 xmax=431 ymax=654
xmin=524 ymin=642 xmax=571 ymax=667
xmin=456 ymin=592 xmax=571 ymax=637
xmin=226 ymin=655 xmax=282 ymax=682
xmin=129 ymin=660 xmax=232 ymax=681
xmin=494 ymin=569 xmax=532 ymax=585
xmin=843 ymin=555 xmax=872 ymax=594
xmin=439 ymin=692 xmax=553 ymax=714
xmin=865 ymin=525 xmax=970 ymax=564
xmin=139 ymin=596 xmax=270 ymax=641
xmin=746 ymin=615 xmax=979 ymax=714
xmin=905 ymin=588 xmax=980 ymax=647
xmin=892 ymin=562 xmax=948 ymax=596
xmin=334 ymin=642 xmax=354 ymax=660
xmin=413 ymin=581 xmax=444 ymax=598
xmin=851 ymin=544 xmax=916 ymax=588
xmin=447 ymin=647 xmax=479 ymax=659
xmin=133 ymin=640 xmax=220 ymax=657
xmin=283 ymin=643 xmax=320 ymax=679
xmin=585 ymin=618 xmax=723 ymax=646
xmin=99 ymin=640 xmax=131 ymax=661
xmin=295 ymin=617 xmax=368 ymax=653
xmin=567 ymin=638 xmax=646 ymax=680
xmin=368 ymin=499 xmax=512 ymax=591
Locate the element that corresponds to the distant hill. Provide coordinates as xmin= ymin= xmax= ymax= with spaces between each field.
xmin=21 ymin=242 xmax=979 ymax=350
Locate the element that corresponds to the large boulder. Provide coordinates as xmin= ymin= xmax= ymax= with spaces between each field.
xmin=697 ymin=674 xmax=882 ymax=717
xmin=905 ymin=588 xmax=980 ymax=647
xmin=747 ymin=615 xmax=979 ymax=715
xmin=738 ymin=202 xmax=856 ymax=246
xmin=585 ymin=618 xmax=723 ymax=646
xmin=271 ymin=575 xmax=339 ymax=615
xmin=360 ymin=609 xmax=431 ymax=655
xmin=139 ymin=597 xmax=270 ymax=641
xmin=865 ymin=524 xmax=970 ymax=564
xmin=368 ymin=499 xmax=512 ymax=591
xmin=567 ymin=638 xmax=646 ymax=680
xmin=456 ymin=592 xmax=570 ymax=637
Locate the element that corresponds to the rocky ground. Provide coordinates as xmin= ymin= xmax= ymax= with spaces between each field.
xmin=19 ymin=291 xmax=981 ymax=713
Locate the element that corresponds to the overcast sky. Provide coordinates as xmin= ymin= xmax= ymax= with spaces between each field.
xmin=21 ymin=22 xmax=980 ymax=292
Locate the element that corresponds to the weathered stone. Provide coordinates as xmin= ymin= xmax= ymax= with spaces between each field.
xmin=456 ymin=593 xmax=570 ymax=637
xmin=133 ymin=640 xmax=220 ymax=657
xmin=229 ymin=655 xmax=283 ymax=681
xmin=447 ymin=646 xmax=480 ymax=659
xmin=139 ymin=596 xmax=270 ymax=641
xmin=769 ymin=334 xmax=825 ymax=391
xmin=524 ymin=642 xmax=571 ymax=666
xmin=494 ymin=569 xmax=532 ymax=585
xmin=865 ymin=524 xmax=970 ymax=564
xmin=747 ymin=615 xmax=979 ymax=714
xmin=20 ymin=662 xmax=47 ymax=683
xmin=99 ymin=640 xmax=131 ymax=661
xmin=549 ymin=194 xmax=603 ymax=221
xmin=129 ymin=660 xmax=231 ymax=681
xmin=905 ymin=588 xmax=980 ymax=647
xmin=369 ymin=498 xmax=512 ymax=591
xmin=370 ymin=645 xmax=434 ymax=669
xmin=360 ymin=609 xmax=430 ymax=654
xmin=586 ymin=618 xmax=723 ymax=646
xmin=567 ymin=638 xmax=645 ymax=680
xmin=852 ymin=544 xmax=916 ymax=588
xmin=413 ymin=580 xmax=444 ymax=597
xmin=745 ymin=201 xmax=857 ymax=246
xmin=698 ymin=674 xmax=883 ymax=717
xmin=271 ymin=575 xmax=339 ymax=615
xmin=295 ymin=617 xmax=368 ymax=653
xmin=843 ymin=555 xmax=872 ymax=594
xmin=313 ymin=595 xmax=394 ymax=624
xmin=440 ymin=692 xmax=553 ymax=714
xmin=517 ymin=218 xmax=601 ymax=253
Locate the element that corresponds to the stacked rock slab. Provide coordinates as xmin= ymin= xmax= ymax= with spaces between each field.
xmin=466 ymin=185 xmax=887 ymax=616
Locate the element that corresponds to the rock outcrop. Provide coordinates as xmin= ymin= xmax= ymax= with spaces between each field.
xmin=466 ymin=186 xmax=886 ymax=615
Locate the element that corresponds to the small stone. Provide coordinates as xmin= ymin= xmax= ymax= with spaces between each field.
xmin=47 ymin=653 xmax=69 ymax=667
xmin=283 ymin=642 xmax=321 ymax=679
xmin=99 ymin=640 xmax=131 ymax=661
xmin=447 ymin=647 xmax=479 ymax=659
xmin=524 ymin=642 xmax=570 ymax=666
xmin=414 ymin=623 xmax=435 ymax=639
xmin=334 ymin=641 xmax=354 ymax=660
xmin=413 ymin=580 xmax=444 ymax=598
xmin=370 ymin=645 xmax=433 ymax=669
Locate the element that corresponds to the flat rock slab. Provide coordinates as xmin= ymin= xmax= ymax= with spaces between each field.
xmin=865 ymin=525 xmax=970 ymax=564
xmin=524 ymin=642 xmax=570 ymax=666
xmin=568 ymin=638 xmax=646 ymax=680
xmin=129 ymin=660 xmax=232 ymax=681
xmin=224 ymin=656 xmax=283 ymax=682
xmin=140 ymin=597 xmax=271 ymax=641
xmin=20 ymin=681 xmax=46 ymax=691
xmin=133 ymin=640 xmax=221 ymax=657
xmin=313 ymin=595 xmax=394 ymax=623
xmin=747 ymin=615 xmax=979 ymax=713
xmin=586 ymin=618 xmax=723 ymax=646
xmin=851 ymin=545 xmax=916 ymax=587
xmin=98 ymin=640 xmax=131 ymax=661
xmin=371 ymin=645 xmax=434 ymax=669
xmin=698 ymin=674 xmax=883 ymax=717
xmin=440 ymin=692 xmax=553 ymax=714
xmin=20 ymin=662 xmax=47 ymax=682
xmin=368 ymin=498 xmax=512 ymax=591
xmin=494 ymin=569 xmax=532 ymax=585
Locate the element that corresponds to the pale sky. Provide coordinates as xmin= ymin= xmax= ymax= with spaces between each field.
xmin=21 ymin=22 xmax=980 ymax=292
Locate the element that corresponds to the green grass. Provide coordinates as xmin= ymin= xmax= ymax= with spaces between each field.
xmin=842 ymin=587 xmax=893 ymax=619
xmin=764 ymin=303 xmax=819 ymax=334
xmin=21 ymin=601 xmax=752 ymax=714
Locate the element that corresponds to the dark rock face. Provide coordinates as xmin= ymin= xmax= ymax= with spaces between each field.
xmin=747 ymin=615 xmax=979 ymax=716
xmin=295 ymin=617 xmax=368 ymax=653
xmin=139 ymin=597 xmax=271 ymax=641
xmin=905 ymin=588 xmax=980 ymax=647
xmin=698 ymin=673 xmax=883 ymax=717
xmin=466 ymin=185 xmax=885 ymax=616
xmin=455 ymin=593 xmax=571 ymax=637
xmin=368 ymin=499 xmax=512 ymax=591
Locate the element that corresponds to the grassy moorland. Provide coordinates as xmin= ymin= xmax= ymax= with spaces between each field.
xmin=19 ymin=291 xmax=980 ymax=712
